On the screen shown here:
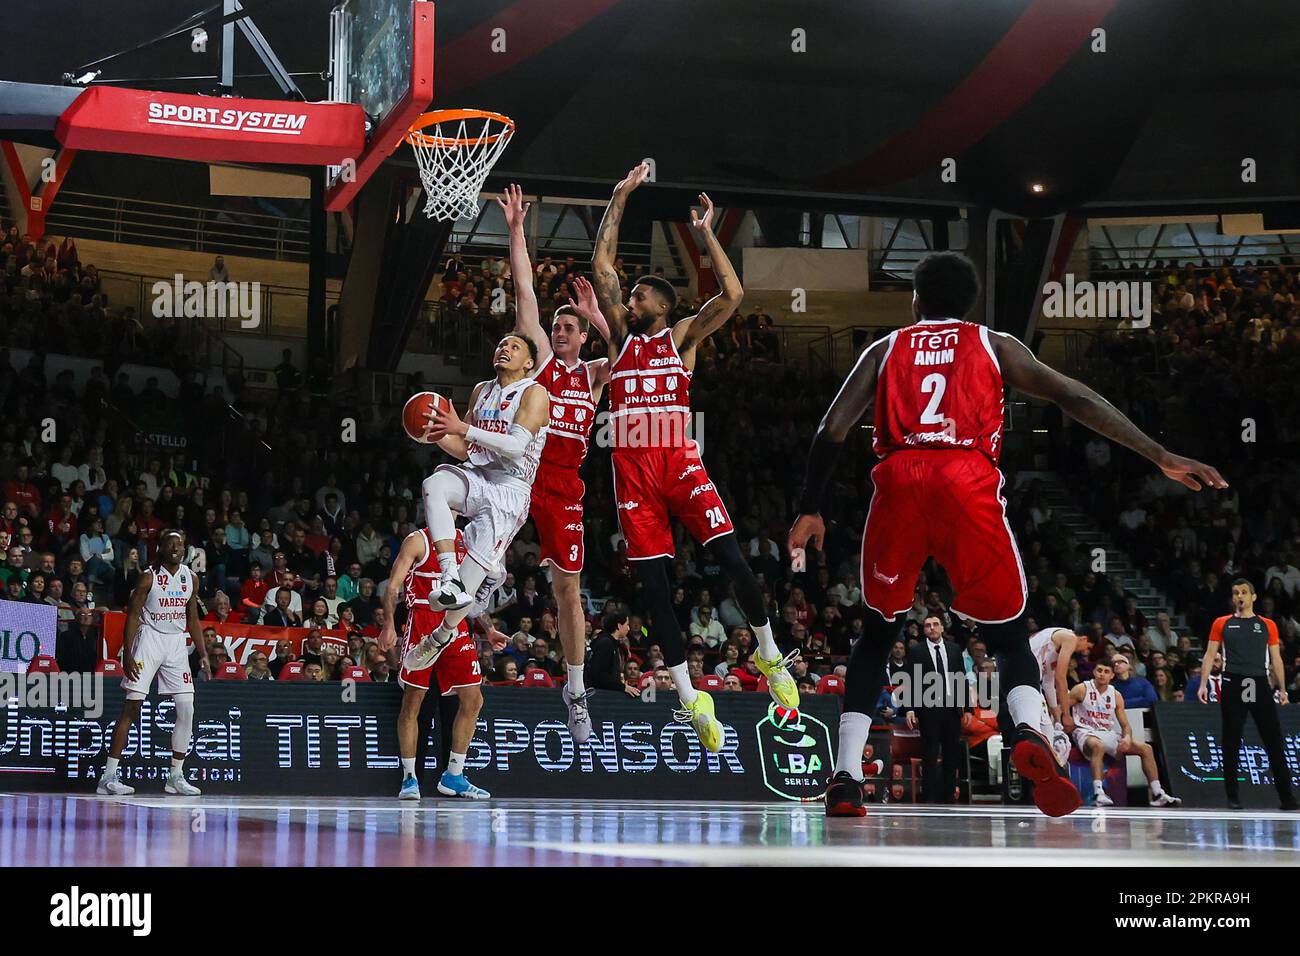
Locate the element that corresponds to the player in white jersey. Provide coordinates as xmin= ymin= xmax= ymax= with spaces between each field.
xmin=1028 ymin=627 xmax=1091 ymax=765
xmin=493 ymin=184 xmax=613 ymax=741
xmin=1066 ymin=659 xmax=1181 ymax=808
xmin=98 ymin=531 xmax=211 ymax=796
xmin=403 ymin=333 xmax=550 ymax=672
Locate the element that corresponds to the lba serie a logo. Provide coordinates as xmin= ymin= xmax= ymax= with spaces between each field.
xmin=755 ymin=703 xmax=834 ymax=801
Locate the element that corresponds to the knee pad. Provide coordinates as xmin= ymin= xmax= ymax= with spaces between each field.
xmin=171 ymin=694 xmax=195 ymax=748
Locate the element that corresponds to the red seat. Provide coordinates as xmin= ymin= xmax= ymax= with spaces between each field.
xmin=342 ymin=665 xmax=370 ymax=682
xmin=213 ymin=661 xmax=247 ymax=680
xmin=27 ymin=655 xmax=58 ymax=674
xmin=96 ymin=659 xmax=123 ymax=675
xmin=522 ymin=669 xmax=554 ymax=687
xmin=697 ymin=674 xmax=724 ymax=691
xmin=278 ymin=660 xmax=305 ymax=681
xmin=816 ymin=675 xmax=845 ymax=696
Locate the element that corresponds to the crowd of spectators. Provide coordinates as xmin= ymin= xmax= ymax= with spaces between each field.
xmin=2 ymin=223 xmax=1296 ymax=706
xmin=1061 ymin=258 xmax=1300 ymax=696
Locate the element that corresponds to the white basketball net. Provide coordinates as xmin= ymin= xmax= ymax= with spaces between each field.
xmin=408 ymin=112 xmax=515 ymax=221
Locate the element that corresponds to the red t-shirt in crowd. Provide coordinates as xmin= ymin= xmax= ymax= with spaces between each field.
xmin=3 ymin=481 xmax=41 ymax=517
xmin=46 ymin=507 xmax=78 ymax=545
xmin=241 ymin=578 xmax=271 ymax=609
xmin=138 ymin=515 xmax=164 ymax=547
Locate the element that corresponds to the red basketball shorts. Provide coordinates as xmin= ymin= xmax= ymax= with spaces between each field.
xmin=530 ymin=463 xmax=585 ymax=573
xmin=611 ymin=442 xmax=734 ymax=560
xmin=398 ymin=607 xmax=479 ymax=694
xmin=861 ymin=450 xmax=1026 ymax=623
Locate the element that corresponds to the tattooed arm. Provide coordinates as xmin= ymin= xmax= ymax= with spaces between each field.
xmin=592 ymin=163 xmax=649 ymax=350
xmin=673 ymin=193 xmax=743 ymax=362
xmin=993 ymin=332 xmax=1227 ymax=491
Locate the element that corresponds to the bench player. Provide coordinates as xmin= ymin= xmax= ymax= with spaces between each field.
xmin=1067 ymin=660 xmax=1182 ymax=808
xmin=492 ymin=184 xmax=611 ymax=742
xmin=382 ymin=527 xmax=507 ymax=800
xmin=403 ymin=333 xmax=549 ymax=671
xmin=789 ymin=251 xmax=1225 ymax=817
xmin=98 ymin=530 xmax=208 ymax=796
xmin=1029 ymin=626 xmax=1091 ymax=764
xmin=591 ymin=163 xmax=798 ymax=751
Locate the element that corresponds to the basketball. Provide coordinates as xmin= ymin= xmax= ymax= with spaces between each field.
xmin=402 ymin=391 xmax=450 ymax=444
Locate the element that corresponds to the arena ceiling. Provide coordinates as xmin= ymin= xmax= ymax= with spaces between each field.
xmin=3 ymin=0 xmax=1299 ymax=218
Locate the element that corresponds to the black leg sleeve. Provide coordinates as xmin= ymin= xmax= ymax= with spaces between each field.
xmin=977 ymin=614 xmax=1038 ymax=691
xmin=705 ymin=534 xmax=769 ymax=628
xmin=636 ymin=557 xmax=687 ymax=667
xmin=843 ymin=607 xmax=897 ymax=716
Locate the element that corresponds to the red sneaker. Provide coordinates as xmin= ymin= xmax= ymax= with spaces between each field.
xmin=1011 ymin=724 xmax=1082 ymax=818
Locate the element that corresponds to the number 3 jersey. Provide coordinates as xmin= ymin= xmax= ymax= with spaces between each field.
xmin=871 ymin=318 xmax=1005 ymax=463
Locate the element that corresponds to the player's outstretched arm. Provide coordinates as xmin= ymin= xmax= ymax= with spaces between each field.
xmin=788 ymin=337 xmax=887 ymax=553
xmin=592 ymin=164 xmax=648 ymax=347
xmin=120 ymin=569 xmax=154 ymax=683
xmin=569 ymin=275 xmax=612 ymax=344
xmin=992 ymin=333 xmax=1228 ymax=492
xmin=567 ymin=276 xmax=613 ymax=389
xmin=675 ymin=193 xmax=744 ymax=353
xmin=496 ymin=184 xmax=551 ymax=368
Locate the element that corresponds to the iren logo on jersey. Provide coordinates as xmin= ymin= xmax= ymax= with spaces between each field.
xmin=152 ymin=274 xmax=261 ymax=329
xmin=50 ymin=886 xmax=152 ymax=936
xmin=1041 ymin=274 xmax=1151 ymax=329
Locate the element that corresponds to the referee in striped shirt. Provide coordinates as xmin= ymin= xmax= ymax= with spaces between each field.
xmin=1197 ymin=578 xmax=1298 ymax=810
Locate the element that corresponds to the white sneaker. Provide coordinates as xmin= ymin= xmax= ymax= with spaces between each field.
xmin=1150 ymin=791 xmax=1182 ymax=808
xmin=563 ymin=684 xmax=593 ymax=744
xmin=164 ymin=773 xmax=202 ymax=796
xmin=97 ymin=772 xmax=135 ymax=796
xmin=431 ymin=577 xmax=471 ymax=611
xmin=1094 ymin=790 xmax=1114 ymax=807
xmin=402 ymin=630 xmax=452 ymax=672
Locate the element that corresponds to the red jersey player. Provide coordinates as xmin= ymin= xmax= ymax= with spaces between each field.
xmin=494 ymin=184 xmax=611 ymax=743
xmin=381 ymin=528 xmax=506 ymax=800
xmin=591 ymin=163 xmax=798 ymax=752
xmin=789 ymin=251 xmax=1226 ymax=818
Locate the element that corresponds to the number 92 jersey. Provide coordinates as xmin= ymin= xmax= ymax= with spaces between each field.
xmin=872 ymin=318 xmax=1005 ymax=464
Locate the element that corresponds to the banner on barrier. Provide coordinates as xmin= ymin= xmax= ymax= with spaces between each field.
xmin=100 ymin=611 xmax=349 ymax=665
xmin=0 ymin=684 xmax=840 ymax=801
xmin=1155 ymin=701 xmax=1300 ymax=809
xmin=0 ymin=599 xmax=56 ymax=673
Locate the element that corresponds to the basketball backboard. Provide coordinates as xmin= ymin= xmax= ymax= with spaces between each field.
xmin=324 ymin=0 xmax=434 ymax=212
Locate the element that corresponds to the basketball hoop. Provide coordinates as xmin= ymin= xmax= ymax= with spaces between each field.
xmin=405 ymin=109 xmax=516 ymax=221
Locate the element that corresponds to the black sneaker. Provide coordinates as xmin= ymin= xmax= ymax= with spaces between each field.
xmin=825 ymin=771 xmax=867 ymax=818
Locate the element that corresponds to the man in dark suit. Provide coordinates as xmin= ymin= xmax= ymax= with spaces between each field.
xmin=904 ymin=615 xmax=968 ymax=803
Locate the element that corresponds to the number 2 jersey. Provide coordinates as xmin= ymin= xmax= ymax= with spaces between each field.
xmin=872 ymin=318 xmax=1005 ymax=463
